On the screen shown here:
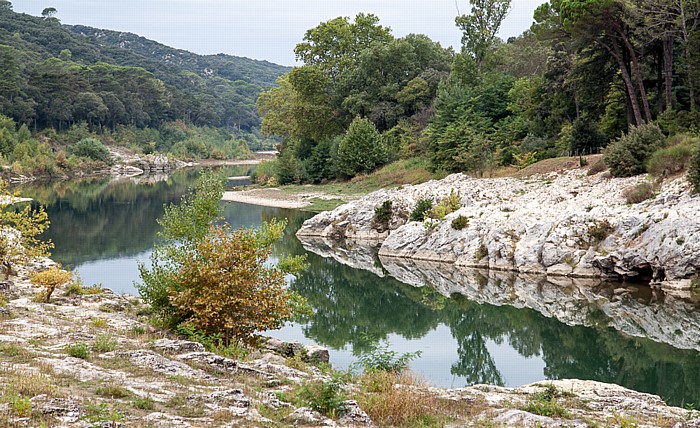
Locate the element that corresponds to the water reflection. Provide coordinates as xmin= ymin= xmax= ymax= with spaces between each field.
xmin=13 ymin=172 xmax=700 ymax=406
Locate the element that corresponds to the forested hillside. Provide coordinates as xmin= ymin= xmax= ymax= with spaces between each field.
xmin=0 ymin=2 xmax=289 ymax=176
xmin=258 ymin=0 xmax=700 ymax=186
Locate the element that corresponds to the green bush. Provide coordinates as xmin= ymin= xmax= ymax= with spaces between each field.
xmin=689 ymin=146 xmax=700 ymax=193
xmin=451 ymin=215 xmax=469 ymax=230
xmin=71 ymin=138 xmax=112 ymax=164
xmin=373 ymin=200 xmax=393 ymax=228
xmin=65 ymin=343 xmax=90 ymax=359
xmin=623 ymin=182 xmax=655 ymax=204
xmin=298 ymin=372 xmax=348 ymax=418
xmin=410 ymin=198 xmax=433 ymax=222
xmin=355 ymin=341 xmax=421 ymax=373
xmin=604 ymin=124 xmax=666 ymax=177
xmin=338 ymin=117 xmax=387 ymax=177
xmin=647 ymin=142 xmax=695 ymax=178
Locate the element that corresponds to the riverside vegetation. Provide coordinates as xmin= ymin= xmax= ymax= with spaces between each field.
xmin=0 ymin=3 xmax=284 ymax=180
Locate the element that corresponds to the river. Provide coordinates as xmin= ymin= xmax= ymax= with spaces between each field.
xmin=15 ymin=167 xmax=700 ymax=407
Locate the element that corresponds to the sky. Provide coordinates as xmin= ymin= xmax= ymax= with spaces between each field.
xmin=11 ymin=0 xmax=546 ymax=66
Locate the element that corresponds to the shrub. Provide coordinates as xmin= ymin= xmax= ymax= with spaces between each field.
xmin=65 ymin=343 xmax=90 ymax=359
xmin=688 ymin=146 xmax=700 ymax=193
xmin=604 ymin=124 xmax=666 ymax=177
xmin=30 ymin=267 xmax=72 ymax=303
xmin=587 ymin=157 xmax=608 ymax=176
xmin=451 ymin=215 xmax=469 ymax=230
xmin=252 ymin=159 xmax=277 ymax=185
xmin=410 ymin=198 xmax=433 ymax=222
xmin=0 ymin=180 xmax=53 ymax=280
xmin=71 ymin=138 xmax=112 ymax=164
xmin=520 ymin=384 xmax=572 ymax=418
xmin=298 ymin=372 xmax=348 ymax=418
xmin=93 ymin=333 xmax=118 ymax=353
xmin=623 ymin=182 xmax=655 ymax=204
xmin=338 ymin=117 xmax=387 ymax=177
xmin=589 ymin=219 xmax=614 ymax=244
xmin=137 ymin=172 xmax=308 ymax=346
xmin=355 ymin=341 xmax=421 ymax=374
xmin=373 ymin=200 xmax=393 ymax=229
xmin=647 ymin=143 xmax=695 ymax=178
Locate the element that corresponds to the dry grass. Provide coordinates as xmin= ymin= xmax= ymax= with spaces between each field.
xmin=355 ymin=371 xmax=481 ymax=427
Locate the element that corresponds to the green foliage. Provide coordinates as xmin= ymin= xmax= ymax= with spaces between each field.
xmin=689 ymin=146 xmax=700 ymax=193
xmin=93 ymin=333 xmax=118 ymax=353
xmin=338 ymin=118 xmax=387 ymax=177
xmin=0 ymin=180 xmax=53 ymax=280
xmin=71 ymin=138 xmax=112 ymax=164
xmin=373 ymin=200 xmax=393 ymax=229
xmin=65 ymin=343 xmax=90 ymax=359
xmin=647 ymin=141 xmax=696 ymax=178
xmin=604 ymin=124 xmax=666 ymax=177
xmin=355 ymin=340 xmax=421 ymax=373
xmin=520 ymin=384 xmax=572 ymax=418
xmin=410 ymin=198 xmax=434 ymax=222
xmin=451 ymin=215 xmax=470 ymax=230
xmin=138 ymin=172 xmax=307 ymax=345
xmin=297 ymin=372 xmax=348 ymax=418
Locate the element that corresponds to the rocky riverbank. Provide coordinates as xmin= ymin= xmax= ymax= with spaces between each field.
xmin=1 ymin=256 xmax=699 ymax=426
xmin=297 ymin=167 xmax=700 ymax=290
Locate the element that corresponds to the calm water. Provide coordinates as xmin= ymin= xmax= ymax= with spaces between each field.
xmin=16 ymin=168 xmax=700 ymax=407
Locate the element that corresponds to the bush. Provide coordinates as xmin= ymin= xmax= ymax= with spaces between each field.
xmin=252 ymin=159 xmax=277 ymax=185
xmin=137 ymin=172 xmax=308 ymax=346
xmin=690 ymin=146 xmax=700 ymax=193
xmin=31 ymin=267 xmax=72 ymax=303
xmin=0 ymin=180 xmax=53 ymax=280
xmin=65 ymin=343 xmax=90 ymax=359
xmin=298 ymin=372 xmax=348 ymax=418
xmin=338 ymin=117 xmax=387 ymax=177
xmin=589 ymin=219 xmax=614 ymax=244
xmin=71 ymin=138 xmax=112 ymax=164
xmin=373 ymin=200 xmax=393 ymax=229
xmin=451 ymin=215 xmax=469 ymax=230
xmin=586 ymin=157 xmax=608 ymax=176
xmin=604 ymin=124 xmax=666 ymax=177
xmin=93 ymin=333 xmax=118 ymax=353
xmin=410 ymin=198 xmax=433 ymax=222
xmin=623 ymin=182 xmax=655 ymax=204
xmin=355 ymin=341 xmax=421 ymax=373
xmin=647 ymin=143 xmax=695 ymax=178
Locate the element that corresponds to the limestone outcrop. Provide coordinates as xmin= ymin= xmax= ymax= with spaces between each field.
xmin=0 ymin=253 xmax=698 ymax=426
xmin=298 ymin=169 xmax=700 ymax=288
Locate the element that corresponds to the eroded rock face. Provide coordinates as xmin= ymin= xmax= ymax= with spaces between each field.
xmin=298 ymin=171 xmax=700 ymax=286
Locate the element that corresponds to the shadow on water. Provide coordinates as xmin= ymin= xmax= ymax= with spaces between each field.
xmin=13 ymin=171 xmax=700 ymax=407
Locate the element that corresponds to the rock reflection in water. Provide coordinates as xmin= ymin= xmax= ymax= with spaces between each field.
xmin=297 ymin=236 xmax=700 ymax=406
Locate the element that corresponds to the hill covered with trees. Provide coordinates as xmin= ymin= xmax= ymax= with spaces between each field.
xmin=257 ymin=0 xmax=700 ymax=185
xmin=0 ymin=1 xmax=289 ymax=177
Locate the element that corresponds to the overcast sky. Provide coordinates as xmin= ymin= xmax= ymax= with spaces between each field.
xmin=11 ymin=0 xmax=546 ymax=66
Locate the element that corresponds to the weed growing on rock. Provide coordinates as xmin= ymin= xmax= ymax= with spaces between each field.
xmin=588 ymin=219 xmax=614 ymax=244
xmin=521 ymin=384 xmax=573 ymax=419
xmin=298 ymin=371 xmax=349 ymax=419
xmin=95 ymin=384 xmax=131 ymax=399
xmin=133 ymin=397 xmax=155 ymax=410
xmin=623 ymin=182 xmax=655 ymax=204
xmin=410 ymin=198 xmax=433 ymax=221
xmin=93 ymin=333 xmax=118 ymax=353
xmin=65 ymin=343 xmax=90 ymax=359
xmin=373 ymin=200 xmax=393 ymax=229
xmin=451 ymin=215 xmax=469 ymax=230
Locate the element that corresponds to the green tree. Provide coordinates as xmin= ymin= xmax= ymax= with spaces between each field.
xmin=337 ymin=117 xmax=387 ymax=177
xmin=456 ymin=0 xmax=512 ymax=73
